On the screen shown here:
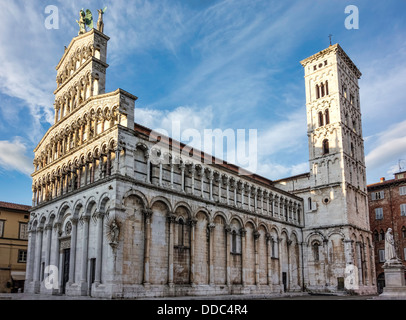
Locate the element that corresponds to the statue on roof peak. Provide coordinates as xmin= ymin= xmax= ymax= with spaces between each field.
xmin=76 ymin=9 xmax=94 ymax=35
xmin=97 ymin=7 xmax=107 ymax=33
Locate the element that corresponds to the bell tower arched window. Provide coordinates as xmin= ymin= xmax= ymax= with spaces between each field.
xmin=313 ymin=242 xmax=320 ymax=261
xmin=318 ymin=112 xmax=324 ymax=127
xmin=325 ymin=109 xmax=330 ymax=125
xmin=322 ymin=139 xmax=329 ymax=155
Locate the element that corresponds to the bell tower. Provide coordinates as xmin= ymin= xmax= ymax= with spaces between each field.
xmin=300 ymin=43 xmax=369 ymax=230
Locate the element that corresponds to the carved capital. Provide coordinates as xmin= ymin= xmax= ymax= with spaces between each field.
xmin=208 ymin=223 xmax=216 ymax=231
xmin=142 ymin=208 xmax=153 ymax=220
xmin=240 ymin=228 xmax=247 ymax=237
xmin=224 ymin=224 xmax=232 ymax=233
xmin=188 ymin=218 xmax=197 ymax=227
xmin=166 ymin=213 xmax=176 ymax=223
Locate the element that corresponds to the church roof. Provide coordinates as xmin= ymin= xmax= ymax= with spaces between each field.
xmin=133 ymin=122 xmax=303 ymax=200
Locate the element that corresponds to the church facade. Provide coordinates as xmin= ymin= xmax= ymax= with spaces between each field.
xmin=24 ymin=27 xmax=376 ymax=298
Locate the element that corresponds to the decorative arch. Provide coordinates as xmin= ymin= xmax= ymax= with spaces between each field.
xmin=150 ymin=196 xmax=172 ymax=213
xmin=122 ymin=189 xmax=148 ymax=209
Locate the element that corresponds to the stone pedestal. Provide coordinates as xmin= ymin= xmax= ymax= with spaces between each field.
xmin=379 ymin=259 xmax=406 ymax=299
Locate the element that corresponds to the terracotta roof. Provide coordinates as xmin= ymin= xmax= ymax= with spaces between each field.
xmin=133 ymin=122 xmax=273 ymax=185
xmin=367 ymin=177 xmax=406 ymax=190
xmin=0 ymin=201 xmax=31 ymax=212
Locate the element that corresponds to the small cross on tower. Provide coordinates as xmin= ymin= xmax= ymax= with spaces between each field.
xmin=328 ymin=34 xmax=333 ymax=46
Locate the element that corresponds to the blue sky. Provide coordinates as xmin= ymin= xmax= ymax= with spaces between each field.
xmin=0 ymin=0 xmax=406 ymax=205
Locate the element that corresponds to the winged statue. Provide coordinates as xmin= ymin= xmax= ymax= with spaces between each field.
xmin=76 ymin=9 xmax=94 ymax=35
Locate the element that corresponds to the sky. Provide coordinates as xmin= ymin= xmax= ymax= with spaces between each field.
xmin=0 ymin=0 xmax=405 ymax=206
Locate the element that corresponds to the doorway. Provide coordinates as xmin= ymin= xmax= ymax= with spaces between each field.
xmin=62 ymin=248 xmax=70 ymax=294
xmin=89 ymin=258 xmax=96 ymax=295
xmin=282 ymin=272 xmax=287 ymax=292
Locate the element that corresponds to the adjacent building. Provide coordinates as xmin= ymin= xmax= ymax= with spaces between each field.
xmin=24 ymin=22 xmax=376 ymax=298
xmin=0 ymin=201 xmax=30 ymax=293
xmin=367 ymin=171 xmax=406 ymax=293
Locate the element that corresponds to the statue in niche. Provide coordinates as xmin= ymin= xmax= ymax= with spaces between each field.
xmin=105 ymin=217 xmax=120 ymax=248
xmin=385 ymin=228 xmax=398 ymax=263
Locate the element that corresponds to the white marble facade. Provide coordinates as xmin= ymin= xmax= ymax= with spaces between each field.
xmin=25 ymin=30 xmax=375 ymax=298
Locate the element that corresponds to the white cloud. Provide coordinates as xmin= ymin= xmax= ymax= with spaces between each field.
xmin=0 ymin=137 xmax=33 ymax=176
xmin=256 ymin=161 xmax=308 ymax=181
xmin=365 ymin=120 xmax=406 ymax=180
xmin=257 ymin=108 xmax=307 ymax=157
xmin=135 ymin=105 xmax=213 ymax=135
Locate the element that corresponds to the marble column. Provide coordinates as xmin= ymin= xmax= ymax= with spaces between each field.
xmin=208 ymin=223 xmax=215 ymax=285
xmin=167 ymin=213 xmax=176 ymax=286
xmin=94 ymin=212 xmax=105 ymax=285
xmin=143 ymin=209 xmax=153 ymax=286
xmin=68 ymin=218 xmax=78 ymax=285
xmin=80 ymin=216 xmax=90 ymax=294
xmin=189 ymin=219 xmax=197 ymax=286
xmin=33 ymin=226 xmax=43 ymax=293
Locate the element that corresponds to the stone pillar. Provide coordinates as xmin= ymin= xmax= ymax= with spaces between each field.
xmin=52 ymin=222 xmax=61 ymax=295
xmin=287 ymin=239 xmax=292 ymax=290
xmin=208 ymin=223 xmax=215 ymax=285
xmin=226 ymin=178 xmax=230 ymax=205
xmin=146 ymin=155 xmax=151 ymax=183
xmin=190 ymin=165 xmax=195 ymax=195
xmin=301 ymin=242 xmax=309 ymax=290
xmin=246 ymin=185 xmax=251 ymax=210
xmin=33 ymin=226 xmax=43 ymax=293
xmin=266 ymin=233 xmax=272 ymax=287
xmin=356 ymin=242 xmax=363 ymax=285
xmin=158 ymin=162 xmax=163 ymax=186
xmin=68 ymin=218 xmax=78 ymax=285
xmin=278 ymin=238 xmax=283 ymax=288
xmin=114 ymin=148 xmax=120 ymax=174
xmin=362 ymin=241 xmax=369 ymax=286
xmin=80 ymin=216 xmax=90 ymax=294
xmin=167 ymin=213 xmax=176 ymax=286
xmin=200 ymin=168 xmax=205 ymax=198
xmin=240 ymin=228 xmax=247 ymax=286
xmin=254 ymin=230 xmax=260 ymax=285
xmin=260 ymin=190 xmax=264 ymax=214
xmin=143 ymin=209 xmax=153 ymax=286
xmin=180 ymin=163 xmax=185 ymax=192
xmin=208 ymin=170 xmax=214 ymax=201
xmin=225 ymin=225 xmax=231 ymax=286
xmin=170 ymin=163 xmax=174 ymax=189
xmin=94 ymin=212 xmax=105 ymax=285
xmin=44 ymin=224 xmax=53 ymax=279
xmin=190 ymin=219 xmax=197 ymax=286
xmin=241 ymin=183 xmax=245 ymax=209
xmin=233 ymin=182 xmax=237 ymax=207
xmin=26 ymin=229 xmax=36 ymax=283
xmin=218 ymin=175 xmax=222 ymax=203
